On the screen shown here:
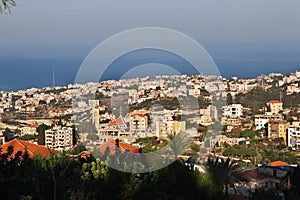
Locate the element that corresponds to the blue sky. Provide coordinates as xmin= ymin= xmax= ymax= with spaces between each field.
xmin=0 ymin=0 xmax=300 ymax=90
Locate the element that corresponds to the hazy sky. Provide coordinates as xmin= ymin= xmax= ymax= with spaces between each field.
xmin=0 ymin=0 xmax=300 ymax=90
xmin=1 ymin=0 xmax=300 ymax=57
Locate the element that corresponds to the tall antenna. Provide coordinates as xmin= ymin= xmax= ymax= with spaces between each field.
xmin=52 ymin=67 xmax=56 ymax=88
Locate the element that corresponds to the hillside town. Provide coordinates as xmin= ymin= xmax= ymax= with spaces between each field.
xmin=1 ymin=70 xmax=300 ymax=199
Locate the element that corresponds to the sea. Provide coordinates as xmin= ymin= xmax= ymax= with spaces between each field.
xmin=0 ymin=53 xmax=299 ymax=91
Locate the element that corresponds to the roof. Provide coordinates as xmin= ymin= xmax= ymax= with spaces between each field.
xmin=130 ymin=113 xmax=146 ymax=118
xmin=267 ymin=100 xmax=281 ymax=104
xmin=108 ymin=116 xmax=125 ymax=126
xmin=0 ymin=139 xmax=59 ymax=158
xmin=268 ymin=160 xmax=288 ymax=167
xmin=98 ymin=140 xmax=141 ymax=155
xmin=238 ymin=167 xmax=281 ymax=182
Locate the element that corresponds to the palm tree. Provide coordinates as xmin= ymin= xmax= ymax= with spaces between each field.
xmin=207 ymin=156 xmax=239 ymax=196
xmin=0 ymin=0 xmax=16 ymax=14
xmin=167 ymin=131 xmax=192 ymax=159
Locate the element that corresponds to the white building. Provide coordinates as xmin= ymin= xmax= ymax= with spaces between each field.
xmin=222 ymin=104 xmax=243 ymax=118
xmin=287 ymin=126 xmax=300 ymax=150
xmin=45 ymin=127 xmax=73 ymax=150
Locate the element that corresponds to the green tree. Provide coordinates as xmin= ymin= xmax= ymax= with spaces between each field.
xmin=226 ymin=93 xmax=233 ymax=105
xmin=241 ymin=129 xmax=256 ymax=139
xmin=37 ymin=123 xmax=51 ymax=145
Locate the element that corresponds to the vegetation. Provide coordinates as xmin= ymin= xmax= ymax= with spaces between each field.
xmin=0 ymin=0 xmax=16 ymax=14
xmin=0 ymin=146 xmax=225 ymax=200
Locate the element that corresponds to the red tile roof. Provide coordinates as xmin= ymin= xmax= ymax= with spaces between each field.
xmin=98 ymin=140 xmax=141 ymax=155
xmin=267 ymin=100 xmax=281 ymax=104
xmin=268 ymin=160 xmax=288 ymax=167
xmin=130 ymin=113 xmax=146 ymax=118
xmin=108 ymin=116 xmax=125 ymax=126
xmin=0 ymin=139 xmax=59 ymax=158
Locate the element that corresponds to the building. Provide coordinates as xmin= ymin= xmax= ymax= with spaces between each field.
xmin=0 ymin=131 xmax=5 ymax=145
xmin=254 ymin=114 xmax=283 ymax=130
xmin=267 ymin=120 xmax=289 ymax=143
xmin=222 ymin=104 xmax=243 ymax=118
xmin=130 ymin=112 xmax=148 ymax=138
xmin=19 ymin=125 xmax=37 ymax=137
xmin=267 ymin=100 xmax=283 ymax=115
xmin=287 ymin=123 xmax=300 ymax=150
xmin=228 ymin=161 xmax=291 ymax=199
xmin=45 ymin=126 xmax=73 ymax=150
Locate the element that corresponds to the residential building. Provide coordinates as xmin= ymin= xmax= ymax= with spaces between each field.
xmin=222 ymin=104 xmax=243 ymax=118
xmin=45 ymin=127 xmax=73 ymax=150
xmin=267 ymin=120 xmax=289 ymax=143
xmin=287 ymin=123 xmax=300 ymax=150
xmin=267 ymin=100 xmax=283 ymax=115
xmin=20 ymin=125 xmax=37 ymax=137
xmin=130 ymin=112 xmax=148 ymax=138
xmin=254 ymin=114 xmax=283 ymax=130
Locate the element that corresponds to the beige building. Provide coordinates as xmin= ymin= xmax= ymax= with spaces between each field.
xmin=20 ymin=125 xmax=37 ymax=137
xmin=130 ymin=112 xmax=148 ymax=138
xmin=267 ymin=120 xmax=289 ymax=143
xmin=267 ymin=100 xmax=283 ymax=115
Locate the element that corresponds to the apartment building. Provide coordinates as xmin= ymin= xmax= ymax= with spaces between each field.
xmin=254 ymin=113 xmax=283 ymax=130
xmin=130 ymin=112 xmax=148 ymax=138
xmin=287 ymin=122 xmax=300 ymax=150
xmin=222 ymin=104 xmax=243 ymax=118
xmin=45 ymin=126 xmax=73 ymax=150
xmin=267 ymin=120 xmax=289 ymax=143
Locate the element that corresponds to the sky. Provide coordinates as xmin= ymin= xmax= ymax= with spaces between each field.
xmin=0 ymin=0 xmax=300 ymax=90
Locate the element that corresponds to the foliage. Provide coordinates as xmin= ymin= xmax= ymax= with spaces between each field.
xmin=0 ymin=146 xmax=224 ymax=200
xmin=0 ymin=0 xmax=16 ymax=14
xmin=223 ymin=147 xmax=257 ymax=158
xmin=240 ymin=129 xmax=256 ymax=139
xmin=37 ymin=123 xmax=51 ymax=145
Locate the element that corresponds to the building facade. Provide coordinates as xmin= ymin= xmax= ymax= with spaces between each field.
xmin=45 ymin=126 xmax=73 ymax=150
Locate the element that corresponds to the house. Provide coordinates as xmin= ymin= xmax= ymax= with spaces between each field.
xmin=229 ymin=161 xmax=292 ymax=199
xmin=267 ymin=100 xmax=283 ymax=115
xmin=0 ymin=139 xmax=59 ymax=158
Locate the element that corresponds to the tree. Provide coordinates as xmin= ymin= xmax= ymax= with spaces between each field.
xmin=241 ymin=129 xmax=256 ymax=139
xmin=37 ymin=123 xmax=51 ymax=145
xmin=226 ymin=93 xmax=233 ymax=105
xmin=207 ymin=156 xmax=238 ymax=196
xmin=0 ymin=0 xmax=16 ymax=14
